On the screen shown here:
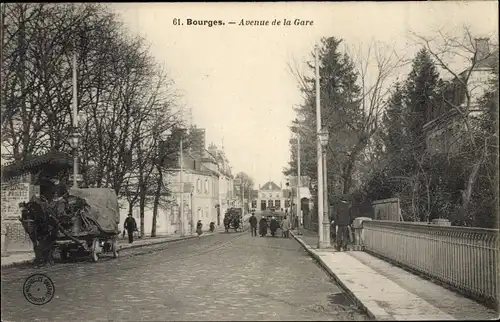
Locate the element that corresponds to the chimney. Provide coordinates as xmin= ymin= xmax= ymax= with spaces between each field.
xmin=475 ymin=38 xmax=490 ymax=63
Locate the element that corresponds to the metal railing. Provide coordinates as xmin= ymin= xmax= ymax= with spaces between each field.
xmin=362 ymin=220 xmax=499 ymax=306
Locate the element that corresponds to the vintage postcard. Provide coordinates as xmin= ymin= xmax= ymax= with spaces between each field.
xmin=1 ymin=2 xmax=498 ymax=321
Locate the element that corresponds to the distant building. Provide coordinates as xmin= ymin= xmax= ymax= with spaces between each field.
xmin=423 ymin=38 xmax=497 ymax=155
xmin=257 ymin=181 xmax=287 ymax=211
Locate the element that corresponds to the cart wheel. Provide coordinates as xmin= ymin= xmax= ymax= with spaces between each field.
xmin=91 ymin=239 xmax=99 ymax=262
xmin=112 ymin=239 xmax=119 ymax=258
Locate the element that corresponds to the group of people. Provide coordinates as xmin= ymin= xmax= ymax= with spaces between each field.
xmin=248 ymin=212 xmax=291 ymax=238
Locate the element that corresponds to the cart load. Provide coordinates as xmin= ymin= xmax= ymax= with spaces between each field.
xmin=68 ymin=188 xmax=120 ymax=235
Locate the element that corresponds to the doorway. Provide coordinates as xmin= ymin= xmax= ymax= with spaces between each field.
xmin=260 ymin=200 xmax=267 ymax=211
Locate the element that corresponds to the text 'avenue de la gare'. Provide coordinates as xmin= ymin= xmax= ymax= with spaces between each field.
xmin=233 ymin=19 xmax=314 ymax=26
xmin=173 ymin=18 xmax=314 ymax=27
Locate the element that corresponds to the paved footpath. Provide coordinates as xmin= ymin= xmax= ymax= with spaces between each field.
xmin=291 ymin=230 xmax=499 ymax=321
xmin=1 ymin=228 xmax=368 ymax=321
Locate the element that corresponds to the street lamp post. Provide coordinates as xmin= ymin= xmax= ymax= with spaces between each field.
xmin=318 ymin=127 xmax=330 ymax=248
xmin=69 ymin=130 xmax=81 ymax=189
xmin=314 ymin=44 xmax=325 ymax=249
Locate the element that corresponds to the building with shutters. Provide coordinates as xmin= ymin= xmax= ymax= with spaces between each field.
xmin=256 ymin=181 xmax=288 ymax=211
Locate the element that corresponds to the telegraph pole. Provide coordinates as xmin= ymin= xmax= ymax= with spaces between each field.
xmin=315 ymin=44 xmax=324 ymax=248
xmin=72 ymin=52 xmax=79 ymax=189
xmin=179 ymin=136 xmax=185 ymax=237
xmin=296 ymin=134 xmax=301 ymax=234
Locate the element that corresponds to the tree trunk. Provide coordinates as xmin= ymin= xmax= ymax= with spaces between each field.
xmin=139 ymin=186 xmax=146 ymax=238
xmin=460 ymin=154 xmax=483 ymax=225
xmin=151 ymin=165 xmax=163 ymax=237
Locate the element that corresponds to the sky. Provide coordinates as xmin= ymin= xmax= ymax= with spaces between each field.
xmin=110 ymin=1 xmax=498 ymax=188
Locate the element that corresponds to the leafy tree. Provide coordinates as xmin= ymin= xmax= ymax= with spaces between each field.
xmin=403 ymin=48 xmax=441 ymax=154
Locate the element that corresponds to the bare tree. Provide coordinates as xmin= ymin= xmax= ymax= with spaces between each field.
xmin=409 ymin=26 xmax=499 ymax=224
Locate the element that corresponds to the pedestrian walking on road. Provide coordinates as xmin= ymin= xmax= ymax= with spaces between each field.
xmin=259 ymin=217 xmax=268 ymax=237
xmin=196 ymin=220 xmax=203 ymax=236
xmin=269 ymin=217 xmax=279 ymax=237
xmin=249 ymin=212 xmax=258 ymax=237
xmin=223 ymin=215 xmax=230 ymax=233
xmin=281 ymin=216 xmax=291 ymax=238
xmin=124 ymin=213 xmax=137 ymax=244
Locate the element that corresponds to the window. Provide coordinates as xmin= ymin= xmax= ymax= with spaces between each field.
xmin=204 ymin=180 xmax=209 ymax=194
xmin=275 ymin=200 xmax=281 ymax=209
xmin=252 ymin=200 xmax=257 ymax=208
xmin=196 ymin=179 xmax=201 ymax=193
xmin=285 ymin=200 xmax=290 ymax=208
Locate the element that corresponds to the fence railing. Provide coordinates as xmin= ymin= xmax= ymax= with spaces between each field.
xmin=361 ymin=220 xmax=499 ymax=307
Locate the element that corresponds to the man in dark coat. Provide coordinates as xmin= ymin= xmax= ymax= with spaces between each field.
xmin=249 ymin=212 xmax=258 ymax=237
xmin=335 ymin=200 xmax=351 ymax=251
xmin=124 ymin=213 xmax=137 ymax=244
xmin=269 ymin=217 xmax=279 ymax=237
xmin=259 ymin=217 xmax=268 ymax=237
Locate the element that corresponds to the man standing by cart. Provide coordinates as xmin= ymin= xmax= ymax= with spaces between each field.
xmin=124 ymin=213 xmax=137 ymax=244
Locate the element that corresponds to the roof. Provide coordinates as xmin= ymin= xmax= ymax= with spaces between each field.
xmin=260 ymin=181 xmax=281 ymax=191
xmin=1 ymin=151 xmax=73 ymax=181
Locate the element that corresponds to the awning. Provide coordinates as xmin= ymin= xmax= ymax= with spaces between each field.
xmin=1 ymin=151 xmax=73 ymax=181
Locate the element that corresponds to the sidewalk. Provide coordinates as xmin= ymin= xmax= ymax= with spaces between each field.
xmin=1 ymin=230 xmax=217 ymax=268
xmin=290 ymin=230 xmax=498 ymax=321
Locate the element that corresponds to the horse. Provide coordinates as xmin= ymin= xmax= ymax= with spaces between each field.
xmin=20 ymin=197 xmax=60 ymax=267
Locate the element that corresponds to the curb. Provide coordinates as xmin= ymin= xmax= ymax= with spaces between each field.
xmin=1 ymin=258 xmax=34 ymax=269
xmin=290 ymin=230 xmax=383 ymax=321
xmin=117 ymin=233 xmax=209 ymax=252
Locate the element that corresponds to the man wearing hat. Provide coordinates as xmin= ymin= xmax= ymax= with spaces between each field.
xmin=123 ymin=213 xmax=138 ymax=244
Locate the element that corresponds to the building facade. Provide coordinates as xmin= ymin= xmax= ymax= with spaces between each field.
xmin=256 ymin=181 xmax=288 ymax=211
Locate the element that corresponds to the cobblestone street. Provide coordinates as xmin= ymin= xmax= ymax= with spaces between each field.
xmin=1 ymin=229 xmax=368 ymax=321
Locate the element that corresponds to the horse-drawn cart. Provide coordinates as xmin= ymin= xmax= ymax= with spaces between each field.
xmin=2 ymin=152 xmax=121 ymax=265
xmin=224 ymin=208 xmax=243 ymax=232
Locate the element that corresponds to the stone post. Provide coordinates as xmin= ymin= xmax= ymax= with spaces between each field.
xmin=431 ymin=218 xmax=451 ymax=226
xmin=1 ymin=223 xmax=8 ymax=257
xmin=351 ymin=217 xmax=372 ymax=251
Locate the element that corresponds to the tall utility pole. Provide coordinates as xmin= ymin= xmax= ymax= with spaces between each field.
xmin=315 ymin=44 xmax=324 ymax=249
xmin=179 ymin=136 xmax=185 ymax=237
xmin=296 ymin=134 xmax=301 ymax=234
xmin=72 ymin=52 xmax=79 ymax=189
xmin=240 ymin=181 xmax=244 ymax=215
